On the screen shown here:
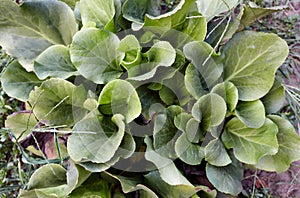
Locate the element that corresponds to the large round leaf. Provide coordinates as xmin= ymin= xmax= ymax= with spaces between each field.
xmin=211 ymin=82 xmax=238 ymax=112
xmin=98 ymin=79 xmax=141 ymax=123
xmin=28 ymin=78 xmax=87 ymax=126
xmin=0 ymin=0 xmax=77 ymax=71
xmin=206 ymin=161 xmax=243 ymax=196
xmin=34 ymin=45 xmax=78 ymax=80
xmin=222 ymin=31 xmax=289 ymax=101
xmin=79 ymin=0 xmax=115 ymax=30
xmin=256 ymin=115 xmax=300 ymax=173
xmin=235 ymin=100 xmax=265 ymax=128
xmin=68 ymin=113 xmax=125 ymax=163
xmin=204 ymin=139 xmax=231 ymax=167
xmin=261 ymin=80 xmax=285 ymax=114
xmin=192 ymin=93 xmax=227 ymax=131
xmin=70 ymin=28 xmax=124 ymax=84
xmin=1 ymin=61 xmax=42 ymax=101
xmin=222 ymin=117 xmax=279 ymax=164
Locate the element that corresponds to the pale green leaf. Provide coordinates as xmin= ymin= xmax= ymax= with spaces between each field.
xmin=211 ymin=82 xmax=238 ymax=112
xmin=69 ymin=174 xmax=110 ymax=197
xmin=145 ymin=170 xmax=197 ymax=198
xmin=0 ymin=0 xmax=77 ymax=71
xmin=118 ymin=35 xmax=142 ymax=69
xmin=183 ymin=41 xmax=223 ymax=91
xmin=184 ymin=63 xmax=206 ymax=99
xmin=79 ymin=156 xmax=120 ymax=172
xmin=144 ymin=136 xmax=192 ymax=186
xmin=181 ymin=16 xmax=207 ymax=42
xmin=235 ymin=100 xmax=265 ymax=128
xmin=28 ymin=78 xmax=87 ymax=126
xmin=160 ymin=70 xmax=190 ymax=106
xmin=175 ymin=132 xmax=204 ymax=165
xmin=98 ymin=79 xmax=141 ymax=123
xmin=256 ymin=115 xmax=300 ymax=173
xmin=222 ymin=117 xmax=279 ymax=164
xmin=59 ymin=0 xmax=79 ymax=9
xmin=186 ymin=118 xmax=203 ymax=143
xmin=206 ymin=161 xmax=243 ymax=196
xmin=70 ymin=28 xmax=124 ymax=84
xmin=196 ymin=0 xmax=238 ymax=21
xmin=174 ymin=112 xmax=193 ymax=132
xmin=1 ymin=61 xmax=42 ymax=101
xmin=223 ymin=31 xmax=289 ymax=101
xmin=34 ymin=45 xmax=78 ymax=80
xmin=27 ymin=164 xmax=66 ymax=190
xmin=261 ymin=80 xmax=285 ymax=114
xmin=192 ymin=93 xmax=227 ymax=131
xmin=204 ymin=139 xmax=231 ymax=166
xmin=103 ymin=172 xmax=158 ymax=197
xmin=79 ymin=0 xmax=115 ymax=30
xmin=68 ymin=112 xmax=125 ymax=163
xmin=128 ymin=41 xmax=176 ymax=81
xmin=153 ymin=106 xmax=183 ymax=158
xmin=5 ymin=111 xmax=38 ymax=141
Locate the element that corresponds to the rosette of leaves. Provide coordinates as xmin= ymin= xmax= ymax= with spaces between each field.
xmin=1 ymin=0 xmax=299 ymax=197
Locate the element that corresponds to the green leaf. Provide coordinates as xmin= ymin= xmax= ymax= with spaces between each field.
xmin=145 ymin=170 xmax=197 ymax=198
xmin=78 ymin=0 xmax=115 ymax=30
xmin=206 ymin=160 xmax=243 ymax=196
xmin=98 ymin=79 xmax=141 ymax=123
xmin=222 ymin=117 xmax=278 ymax=164
xmin=186 ymin=118 xmax=203 ymax=143
xmin=160 ymin=70 xmax=190 ymax=106
xmin=69 ymin=174 xmax=111 ymax=197
xmin=238 ymin=3 xmax=288 ymax=31
xmin=68 ymin=112 xmax=125 ymax=163
xmin=103 ymin=172 xmax=158 ymax=197
xmin=0 ymin=0 xmax=77 ymax=71
xmin=70 ymin=28 xmax=124 ymax=84
xmin=153 ymin=106 xmax=183 ymax=158
xmin=174 ymin=113 xmax=193 ymax=132
xmin=211 ymin=82 xmax=238 ymax=112
xmin=256 ymin=115 xmax=300 ymax=173
xmin=223 ymin=31 xmax=289 ymax=101
xmin=79 ymin=157 xmax=120 ymax=172
xmin=204 ymin=139 xmax=231 ymax=166
xmin=27 ymin=164 xmax=66 ymax=190
xmin=192 ymin=93 xmax=227 ymax=131
xmin=118 ymin=35 xmax=142 ymax=69
xmin=261 ymin=80 xmax=285 ymax=114
xmin=19 ymin=161 xmax=90 ymax=197
xmin=184 ymin=63 xmax=206 ymax=99
xmin=144 ymin=136 xmax=192 ymax=186
xmin=175 ymin=132 xmax=204 ymax=165
xmin=181 ymin=16 xmax=207 ymax=42
xmin=79 ymin=132 xmax=135 ymax=172
xmin=1 ymin=61 xmax=42 ymax=101
xmin=196 ymin=0 xmax=238 ymax=21
xmin=144 ymin=0 xmax=196 ymax=30
xmin=5 ymin=111 xmax=38 ymax=141
xmin=136 ymin=85 xmax=162 ymax=120
xmin=235 ymin=100 xmax=265 ymax=128
xmin=28 ymin=78 xmax=87 ymax=126
xmin=183 ymin=41 xmax=223 ymax=91
xmin=59 ymin=0 xmax=79 ymax=9
xmin=122 ymin=0 xmax=160 ymax=24
xmin=34 ymin=45 xmax=78 ymax=80
xmin=128 ymin=41 xmax=176 ymax=81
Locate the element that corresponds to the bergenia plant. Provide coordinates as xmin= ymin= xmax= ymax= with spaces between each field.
xmin=1 ymin=0 xmax=299 ymax=197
